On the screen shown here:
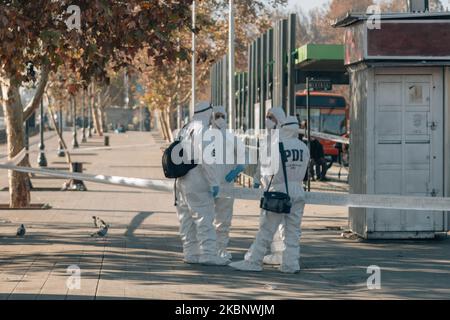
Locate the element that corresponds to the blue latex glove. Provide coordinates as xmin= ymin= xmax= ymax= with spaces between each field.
xmin=253 ymin=182 xmax=261 ymax=189
xmin=225 ymin=165 xmax=246 ymax=183
xmin=211 ymin=186 xmax=220 ymax=198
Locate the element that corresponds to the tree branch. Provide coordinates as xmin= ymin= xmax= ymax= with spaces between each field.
xmin=23 ymin=63 xmax=50 ymax=121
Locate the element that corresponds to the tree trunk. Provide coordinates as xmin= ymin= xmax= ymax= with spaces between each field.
xmin=1 ymin=77 xmax=30 ymax=208
xmin=99 ymin=105 xmax=107 ymax=133
xmin=158 ymin=110 xmax=168 ymax=140
xmin=47 ymin=101 xmax=72 ymax=166
xmin=91 ymin=90 xmax=103 ymax=136
xmin=163 ymin=108 xmax=174 ymax=142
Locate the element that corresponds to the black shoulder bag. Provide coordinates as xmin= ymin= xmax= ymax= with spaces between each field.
xmin=259 ymin=142 xmax=292 ymax=214
xmin=162 ymin=126 xmax=197 ymax=179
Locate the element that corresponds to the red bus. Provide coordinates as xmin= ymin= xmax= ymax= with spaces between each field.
xmin=295 ymin=91 xmax=348 ymax=162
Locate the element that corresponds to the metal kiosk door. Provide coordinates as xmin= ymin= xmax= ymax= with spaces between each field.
xmin=373 ymin=71 xmax=444 ymax=236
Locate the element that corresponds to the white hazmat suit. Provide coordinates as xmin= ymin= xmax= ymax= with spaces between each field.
xmin=175 ymin=102 xmax=230 ymax=266
xmin=230 ymin=116 xmax=310 ymax=273
xmin=247 ymin=107 xmax=287 ymax=265
xmin=210 ymin=106 xmax=246 ymax=260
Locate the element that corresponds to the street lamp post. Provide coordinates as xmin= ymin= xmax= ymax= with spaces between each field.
xmin=88 ymin=86 xmax=92 ymax=138
xmin=57 ymin=106 xmax=65 ymax=157
xmin=37 ymin=97 xmax=47 ymax=167
xmin=140 ymin=104 xmax=144 ymax=132
xmin=25 ymin=117 xmax=33 ymax=189
xmin=228 ymin=0 xmax=236 ymax=129
xmin=191 ymin=0 xmax=196 ymax=118
xmin=124 ymin=70 xmax=129 ymax=109
xmin=81 ymin=89 xmax=87 ymax=143
xmin=72 ymin=95 xmax=79 ymax=148
xmin=306 ymin=77 xmax=311 ymax=192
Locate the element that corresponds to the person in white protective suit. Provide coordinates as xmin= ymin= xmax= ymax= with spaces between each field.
xmin=230 ymin=116 xmax=310 ymax=273
xmin=175 ymin=102 xmax=230 ymax=266
xmin=209 ymin=105 xmax=246 ymax=260
xmin=247 ymin=107 xmax=287 ymax=265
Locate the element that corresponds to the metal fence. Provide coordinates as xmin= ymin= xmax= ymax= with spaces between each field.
xmin=210 ymin=14 xmax=297 ymax=131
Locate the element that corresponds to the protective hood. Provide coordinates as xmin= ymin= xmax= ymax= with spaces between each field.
xmin=266 ymin=107 xmax=286 ymax=128
xmin=192 ymin=102 xmax=213 ymax=126
xmin=281 ymin=116 xmax=300 ymax=139
xmin=212 ymin=105 xmax=227 ymax=130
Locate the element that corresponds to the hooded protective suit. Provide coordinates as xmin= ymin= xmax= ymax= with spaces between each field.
xmin=175 ymin=102 xmax=229 ymax=266
xmin=230 ymin=116 xmax=310 ymax=273
xmin=210 ymin=106 xmax=245 ymax=260
xmin=247 ymin=107 xmax=287 ymax=263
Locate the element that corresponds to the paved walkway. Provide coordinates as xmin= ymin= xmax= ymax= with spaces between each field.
xmin=0 ymin=130 xmax=449 ymax=300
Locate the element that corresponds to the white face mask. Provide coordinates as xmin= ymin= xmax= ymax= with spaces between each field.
xmin=214 ymin=118 xmax=227 ymax=130
xmin=265 ymin=118 xmax=276 ymax=130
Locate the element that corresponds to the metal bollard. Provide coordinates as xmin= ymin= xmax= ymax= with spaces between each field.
xmin=104 ymin=135 xmax=110 ymax=147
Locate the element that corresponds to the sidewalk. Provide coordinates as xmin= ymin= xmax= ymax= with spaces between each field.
xmin=0 ymin=130 xmax=449 ymax=300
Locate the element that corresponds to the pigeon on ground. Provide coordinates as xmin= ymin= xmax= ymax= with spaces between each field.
xmin=92 ymin=216 xmax=107 ymax=228
xmin=91 ymin=224 xmax=109 ymax=238
xmin=16 ymin=224 xmax=26 ymax=237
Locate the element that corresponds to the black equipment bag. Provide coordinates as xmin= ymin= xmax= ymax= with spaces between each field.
xmin=259 ymin=142 xmax=292 ymax=214
xmin=162 ymin=139 xmax=197 ymax=179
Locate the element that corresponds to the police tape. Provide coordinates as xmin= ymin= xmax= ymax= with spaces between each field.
xmin=220 ymin=186 xmax=450 ymax=212
xmin=238 ymin=130 xmax=349 ymax=146
xmin=0 ymin=162 xmax=449 ymax=212
xmin=0 ymin=163 xmax=173 ymax=193
xmin=299 ymin=129 xmax=349 ymax=145
xmin=7 ymin=148 xmax=27 ymax=166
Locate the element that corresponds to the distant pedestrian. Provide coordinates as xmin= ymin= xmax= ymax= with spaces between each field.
xmin=310 ymin=138 xmax=328 ymax=181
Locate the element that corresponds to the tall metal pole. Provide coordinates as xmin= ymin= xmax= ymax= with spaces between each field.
xmin=306 ymin=77 xmax=311 ymax=192
xmin=273 ymin=21 xmax=279 ymax=109
xmin=281 ymin=19 xmax=288 ymax=113
xmin=58 ymin=106 xmax=65 ymax=157
xmin=81 ymin=88 xmax=87 ymax=143
xmin=24 ymin=117 xmax=33 ymax=189
xmin=287 ymin=14 xmax=297 ymax=117
xmin=37 ymin=97 xmax=47 ymax=167
xmin=247 ymin=43 xmax=253 ymax=130
xmin=222 ymin=56 xmax=228 ymax=117
xmin=24 ymin=117 xmax=30 ymax=166
xmin=124 ymin=70 xmax=129 ymax=109
xmin=140 ymin=104 xmax=144 ymax=131
xmin=267 ymin=28 xmax=274 ymax=102
xmin=25 ymin=119 xmax=29 ymax=154
xmin=228 ymin=0 xmax=236 ymax=129
xmin=72 ymin=95 xmax=79 ymax=148
xmin=191 ymin=0 xmax=196 ymax=118
xmin=261 ymin=33 xmax=267 ymax=122
xmin=88 ymin=85 xmax=92 ymax=138
xmin=176 ymin=37 xmax=182 ymax=129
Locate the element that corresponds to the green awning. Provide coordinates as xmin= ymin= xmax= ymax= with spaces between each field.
xmin=295 ymin=44 xmax=345 ymax=72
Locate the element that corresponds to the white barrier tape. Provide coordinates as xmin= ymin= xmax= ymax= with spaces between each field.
xmin=299 ymin=129 xmax=349 ymax=145
xmin=0 ymin=163 xmax=449 ymax=212
xmin=6 ymin=149 xmax=27 ymax=166
xmin=220 ymin=186 xmax=450 ymax=211
xmin=0 ymin=163 xmax=174 ymax=193
xmin=238 ymin=130 xmax=349 ymax=146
